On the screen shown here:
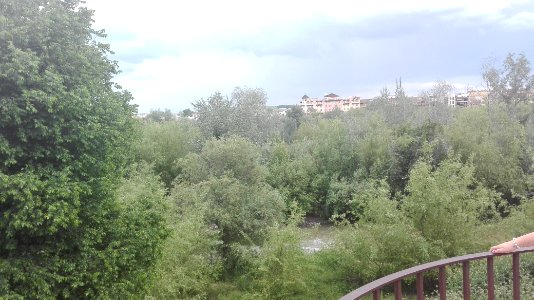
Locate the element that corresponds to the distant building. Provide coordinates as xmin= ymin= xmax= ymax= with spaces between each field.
xmin=467 ymin=90 xmax=489 ymax=106
xmin=448 ymin=90 xmax=489 ymax=107
xmin=299 ymin=93 xmax=366 ymax=113
xmin=273 ymin=105 xmax=293 ymax=116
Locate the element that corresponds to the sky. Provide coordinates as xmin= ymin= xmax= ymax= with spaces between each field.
xmin=83 ymin=0 xmax=534 ymax=113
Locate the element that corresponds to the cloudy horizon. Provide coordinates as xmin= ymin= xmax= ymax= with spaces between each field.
xmin=84 ymin=0 xmax=534 ymax=113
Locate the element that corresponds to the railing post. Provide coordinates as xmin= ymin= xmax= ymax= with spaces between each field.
xmin=487 ymin=256 xmax=494 ymax=300
xmin=513 ymin=253 xmax=520 ymax=300
xmin=438 ymin=266 xmax=446 ymax=300
xmin=416 ymin=272 xmax=424 ymax=300
xmin=394 ymin=280 xmax=402 ymax=300
xmin=373 ymin=289 xmax=381 ymax=300
xmin=463 ymin=261 xmax=471 ymax=300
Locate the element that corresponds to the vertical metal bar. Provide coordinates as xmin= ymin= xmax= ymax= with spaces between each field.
xmin=439 ymin=266 xmax=446 ymax=300
xmin=394 ymin=280 xmax=402 ymax=300
xmin=487 ymin=256 xmax=495 ymax=300
xmin=513 ymin=253 xmax=520 ymax=300
xmin=416 ymin=272 xmax=424 ymax=300
xmin=463 ymin=261 xmax=471 ymax=300
xmin=373 ymin=289 xmax=381 ymax=300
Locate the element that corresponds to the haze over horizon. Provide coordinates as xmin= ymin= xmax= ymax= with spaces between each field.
xmin=84 ymin=0 xmax=534 ymax=113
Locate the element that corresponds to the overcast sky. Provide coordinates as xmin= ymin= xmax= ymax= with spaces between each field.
xmin=83 ymin=0 xmax=534 ymax=113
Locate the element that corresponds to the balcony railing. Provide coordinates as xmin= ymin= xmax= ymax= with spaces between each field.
xmin=340 ymin=246 xmax=534 ymax=300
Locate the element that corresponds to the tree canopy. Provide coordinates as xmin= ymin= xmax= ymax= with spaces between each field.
xmin=0 ymin=0 xmax=167 ymax=298
xmin=483 ymin=53 xmax=534 ymax=106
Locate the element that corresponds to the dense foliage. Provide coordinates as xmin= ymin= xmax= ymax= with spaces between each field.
xmin=0 ymin=1 xmax=167 ymax=298
xmin=2 ymin=1 xmax=534 ymax=298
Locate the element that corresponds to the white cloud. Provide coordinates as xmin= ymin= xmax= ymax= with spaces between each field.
xmin=500 ymin=12 xmax=534 ymax=29
xmin=86 ymin=0 xmax=526 ymax=40
xmin=115 ymin=52 xmax=263 ymax=111
xmin=82 ymin=0 xmax=534 ymax=111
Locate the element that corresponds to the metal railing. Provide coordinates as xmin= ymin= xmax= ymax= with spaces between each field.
xmin=340 ymin=246 xmax=534 ymax=300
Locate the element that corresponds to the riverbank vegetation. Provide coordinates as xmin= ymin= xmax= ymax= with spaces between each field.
xmin=2 ymin=0 xmax=534 ymax=299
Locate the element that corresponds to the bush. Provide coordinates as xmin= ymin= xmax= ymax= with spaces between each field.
xmin=147 ymin=208 xmax=222 ymax=300
xmin=402 ymin=157 xmax=501 ymax=256
xmin=134 ymin=119 xmax=203 ymax=189
xmin=244 ymin=225 xmax=312 ymax=299
xmin=318 ymin=221 xmax=435 ymax=289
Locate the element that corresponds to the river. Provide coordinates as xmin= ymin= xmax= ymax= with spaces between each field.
xmin=299 ymin=216 xmax=335 ymax=253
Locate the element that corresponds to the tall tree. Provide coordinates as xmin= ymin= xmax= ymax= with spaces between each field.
xmin=193 ymin=87 xmax=281 ymax=143
xmin=145 ymin=108 xmax=175 ymax=122
xmin=173 ymin=136 xmax=285 ymax=274
xmin=420 ymin=80 xmax=454 ymax=104
xmin=395 ymin=78 xmax=406 ymax=100
xmin=483 ymin=53 xmax=534 ymax=106
xmin=193 ymin=92 xmax=233 ymax=139
xmin=0 ymin=0 xmax=166 ymax=297
xmin=231 ymin=86 xmax=281 ymax=144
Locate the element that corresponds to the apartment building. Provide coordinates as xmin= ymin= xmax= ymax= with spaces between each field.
xmin=299 ymin=93 xmax=367 ymax=113
xmin=448 ymin=90 xmax=489 ymax=107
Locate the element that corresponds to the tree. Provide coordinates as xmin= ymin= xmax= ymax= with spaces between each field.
xmin=134 ymin=119 xmax=203 ymax=189
xmin=173 ymin=136 xmax=285 ymax=274
xmin=483 ymin=53 xmax=534 ymax=106
xmin=430 ymin=80 xmax=454 ymax=104
xmin=148 ymin=201 xmax=222 ymax=299
xmin=281 ymin=105 xmax=305 ymax=143
xmin=0 ymin=1 xmax=166 ymax=297
xmin=402 ymin=157 xmax=500 ymax=256
xmin=193 ymin=87 xmax=282 ymax=143
xmin=180 ymin=108 xmax=194 ymax=118
xmin=286 ymin=105 xmax=304 ymax=128
xmin=193 ymin=92 xmax=233 ymax=139
xmin=177 ymin=135 xmax=267 ymax=185
xmin=395 ymin=77 xmax=407 ymax=100
xmin=445 ymin=107 xmax=531 ymax=203
xmin=145 ymin=108 xmax=175 ymax=122
xmin=231 ymin=86 xmax=281 ymax=144
xmin=368 ymin=79 xmax=418 ymax=126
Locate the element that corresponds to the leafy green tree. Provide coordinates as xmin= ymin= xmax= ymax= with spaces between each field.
xmin=148 ymin=201 xmax=222 ymax=300
xmin=134 ymin=119 xmax=203 ymax=188
xmin=244 ymin=225 xmax=313 ymax=300
xmin=387 ymin=122 xmax=448 ymax=195
xmin=111 ymin=164 xmax=169 ymax=298
xmin=345 ymin=112 xmax=392 ymax=179
xmin=402 ymin=157 xmax=500 ymax=256
xmin=180 ymin=108 xmax=194 ymax=118
xmin=265 ymin=141 xmax=322 ymax=214
xmin=145 ymin=108 xmax=175 ymax=122
xmin=281 ymin=105 xmax=305 ymax=143
xmin=277 ymin=120 xmax=345 ymax=215
xmin=0 ymin=1 xmax=165 ymax=297
xmin=395 ymin=78 xmax=406 ymax=98
xmin=483 ymin=53 xmax=534 ymax=106
xmin=445 ymin=107 xmax=531 ymax=202
xmin=285 ymin=105 xmax=305 ymax=128
xmin=420 ymin=80 xmax=454 ymax=104
xmin=177 ymin=135 xmax=267 ymax=185
xmin=173 ymin=136 xmax=285 ymax=274
xmin=193 ymin=92 xmax=233 ymax=139
xmin=281 ymin=117 xmax=298 ymax=143
xmin=231 ymin=86 xmax=282 ymax=144
xmin=327 ymin=178 xmax=390 ymax=222
xmin=193 ymin=87 xmax=282 ymax=143
xmin=319 ymin=221 xmax=433 ymax=288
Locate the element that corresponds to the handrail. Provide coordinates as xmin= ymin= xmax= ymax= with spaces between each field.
xmin=340 ymin=246 xmax=534 ymax=300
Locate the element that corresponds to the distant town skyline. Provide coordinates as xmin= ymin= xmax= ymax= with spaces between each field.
xmin=84 ymin=0 xmax=534 ymax=113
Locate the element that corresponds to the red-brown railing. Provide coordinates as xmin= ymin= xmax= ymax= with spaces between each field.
xmin=340 ymin=246 xmax=534 ymax=300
